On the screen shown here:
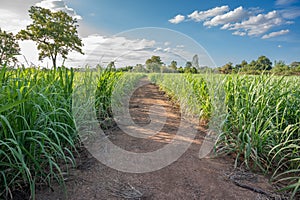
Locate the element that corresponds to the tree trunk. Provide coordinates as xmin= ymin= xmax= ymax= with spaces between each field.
xmin=51 ymin=52 xmax=57 ymax=70
xmin=52 ymin=57 xmax=56 ymax=69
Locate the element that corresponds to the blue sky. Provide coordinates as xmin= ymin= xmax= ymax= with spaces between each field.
xmin=1 ymin=0 xmax=300 ymax=67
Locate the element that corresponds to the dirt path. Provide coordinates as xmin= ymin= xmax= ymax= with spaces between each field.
xmin=36 ymin=78 xmax=277 ymax=200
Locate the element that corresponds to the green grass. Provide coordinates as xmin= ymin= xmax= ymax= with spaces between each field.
xmin=1 ymin=66 xmax=299 ymax=199
xmin=95 ymin=68 xmax=123 ymax=128
xmin=148 ymin=73 xmax=211 ymax=120
xmin=220 ymin=75 xmax=300 ymax=198
xmin=93 ymin=68 xmax=145 ymax=129
xmin=0 ymin=65 xmax=77 ymax=199
xmin=0 ymin=65 xmax=145 ymax=199
xmin=150 ymin=73 xmax=300 ymax=198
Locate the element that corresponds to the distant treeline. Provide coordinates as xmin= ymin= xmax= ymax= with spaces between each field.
xmin=107 ymin=55 xmax=300 ymax=76
xmin=217 ymin=56 xmax=300 ymax=75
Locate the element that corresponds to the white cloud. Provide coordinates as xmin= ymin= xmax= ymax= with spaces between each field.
xmin=262 ymin=29 xmax=290 ymax=39
xmin=16 ymin=34 xmax=157 ymax=67
xmin=154 ymin=47 xmax=163 ymax=52
xmin=221 ymin=23 xmax=231 ymax=30
xmin=164 ymin=42 xmax=171 ymax=46
xmin=0 ymin=9 xmax=31 ymax=34
xmin=17 ymin=41 xmax=42 ymax=67
xmin=36 ymin=0 xmax=82 ymax=19
xmin=232 ymin=31 xmax=246 ymax=36
xmin=0 ymin=0 xmax=82 ymax=34
xmin=169 ymin=14 xmax=185 ymax=24
xmin=204 ymin=6 xmax=248 ymax=27
xmin=16 ymin=30 xmax=216 ymax=68
xmin=188 ymin=6 xmax=229 ymax=22
xmin=226 ymin=11 xmax=286 ymax=36
xmin=176 ymin=45 xmax=185 ymax=48
xmin=278 ymin=45 xmax=282 ymax=48
xmin=276 ymin=0 xmax=297 ymax=5
xmin=163 ymin=47 xmax=171 ymax=52
xmin=173 ymin=4 xmax=295 ymax=40
xmin=0 ymin=0 xmax=88 ymax=67
xmin=281 ymin=7 xmax=300 ymax=19
xmin=65 ymin=34 xmax=211 ymax=68
xmin=66 ymin=35 xmax=157 ymax=67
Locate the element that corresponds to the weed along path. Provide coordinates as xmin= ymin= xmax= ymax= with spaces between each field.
xmin=37 ymin=78 xmax=278 ymax=200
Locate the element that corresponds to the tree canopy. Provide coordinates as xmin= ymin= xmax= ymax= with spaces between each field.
xmin=255 ymin=55 xmax=272 ymax=70
xmin=219 ymin=62 xmax=233 ymax=74
xmin=146 ymin=55 xmax=163 ymax=65
xmin=17 ymin=6 xmax=83 ymax=68
xmin=0 ymin=29 xmax=20 ymax=66
xmin=169 ymin=60 xmax=177 ymax=70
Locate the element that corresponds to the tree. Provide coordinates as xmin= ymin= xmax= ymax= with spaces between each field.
xmin=241 ymin=60 xmax=248 ymax=68
xmin=133 ymin=64 xmax=146 ymax=72
xmin=0 ymin=29 xmax=20 ymax=66
xmin=274 ymin=60 xmax=287 ymax=68
xmin=18 ymin=6 xmax=83 ymax=68
xmin=190 ymin=67 xmax=198 ymax=74
xmin=290 ymin=61 xmax=300 ymax=68
xmin=219 ymin=62 xmax=233 ymax=74
xmin=272 ymin=60 xmax=289 ymax=74
xmin=185 ymin=61 xmax=192 ymax=69
xmin=117 ymin=66 xmax=133 ymax=72
xmin=145 ymin=56 xmax=163 ymax=73
xmin=234 ymin=60 xmax=248 ymax=73
xmin=236 ymin=60 xmax=248 ymax=70
xmin=146 ymin=55 xmax=163 ymax=65
xmin=245 ymin=60 xmax=256 ymax=70
xmin=184 ymin=61 xmax=197 ymax=73
xmin=160 ymin=65 xmax=172 ymax=73
xmin=107 ymin=61 xmax=116 ymax=70
xmin=255 ymin=56 xmax=272 ymax=70
xmin=192 ymin=54 xmax=199 ymax=70
xmin=169 ymin=60 xmax=177 ymax=71
xmin=178 ymin=66 xmax=184 ymax=73
xmin=198 ymin=66 xmax=212 ymax=73
xmin=146 ymin=63 xmax=161 ymax=73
